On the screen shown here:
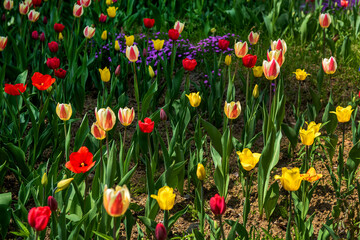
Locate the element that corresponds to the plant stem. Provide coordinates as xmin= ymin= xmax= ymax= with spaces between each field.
xmin=165 ymin=122 xmax=170 ymax=147
xmin=297 ymin=81 xmax=301 ymax=117
xmin=35 ymin=231 xmax=39 ymax=240
xmin=269 ymin=81 xmax=272 ymax=113
xmin=113 ymin=217 xmax=117 ymax=240
xmin=147 ymin=133 xmax=152 ymax=172
xmin=219 ymin=215 xmax=226 ymax=240
xmin=164 ymin=210 xmax=169 ymax=232
xmin=246 ymin=69 xmax=249 ymax=108
xmin=15 ymin=97 xmax=21 ymax=148
xmin=106 ymin=132 xmax=110 ymax=162
xmin=185 ymin=71 xmax=190 ymax=93
xmin=100 ymin=140 xmax=103 ymax=182
xmin=323 ymin=28 xmax=325 ymax=58
xmin=64 ymin=121 xmax=68 ymax=162
xmin=133 ymin=63 xmax=140 ymax=115
xmin=200 ymin=183 xmax=204 ymax=234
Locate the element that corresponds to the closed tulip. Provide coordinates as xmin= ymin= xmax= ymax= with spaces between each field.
xmin=253 ymin=84 xmax=259 ymax=98
xmin=125 ymin=35 xmax=134 ymax=46
xmin=55 ymin=178 xmax=74 ymax=193
xmin=319 ymin=13 xmax=331 ymax=28
xmin=143 ymin=18 xmax=155 ymax=28
xmin=267 ymin=49 xmax=285 ymax=67
xmin=253 ymin=66 xmax=263 ymax=77
xmin=114 ymin=40 xmax=120 ymax=51
xmin=197 ymin=163 xmax=206 ymax=181
xmin=99 ymin=67 xmax=111 ymax=82
xmin=107 ymin=6 xmax=118 ymax=18
xmin=28 ymin=9 xmax=40 ymax=22
xmin=138 ymin=117 xmax=154 ymax=133
xmin=224 ymin=101 xmax=241 ymax=119
xmin=48 ymin=41 xmax=59 ymax=53
xmin=160 ymin=108 xmax=167 ymax=121
xmin=4 ymin=83 xmax=27 ymax=96
xmin=236 ymin=148 xmax=261 ymax=171
xmin=126 ymin=45 xmax=139 ymax=62
xmin=299 ymin=127 xmax=321 ymax=146
xmin=218 ymin=39 xmax=230 ymax=51
xmin=225 ymin=54 xmax=231 ymax=66
xmin=209 ymin=194 xmax=226 ymax=215
xmin=174 ymin=20 xmax=185 ymax=34
xmin=182 ymin=58 xmax=197 ymax=71
xmin=270 ymin=39 xmax=287 ymax=54
xmin=155 ymin=223 xmax=167 ymax=240
xmin=59 ymin=32 xmax=63 ymax=40
xmin=3 ymin=0 xmax=13 ymax=10
xmin=322 ymin=56 xmax=337 ymax=74
xmin=103 ymin=185 xmax=130 ymax=217
xmin=118 ymin=107 xmax=135 ymax=127
xmin=19 ymin=2 xmax=29 ymax=15
xmin=56 ymin=103 xmax=72 ymax=121
xmin=55 ymin=68 xmax=66 ymax=79
xmin=95 ymin=107 xmax=116 ymax=131
xmin=47 ymin=196 xmax=58 ymax=212
xmin=152 ymin=39 xmax=164 ymax=51
xmin=186 ymin=92 xmax=201 ymax=107
xmin=83 ymin=26 xmax=96 ymax=39
xmin=149 ymin=65 xmax=155 ymax=78
xmin=91 ymin=122 xmax=106 ymax=140
xmin=54 ymin=23 xmax=65 ymax=33
xmin=263 ymin=59 xmax=280 ymax=81
xmin=46 ymin=57 xmax=60 ymax=69
xmin=242 ymin=54 xmax=257 ymax=68
xmin=73 ymin=3 xmax=83 ymax=17
xmin=41 ymin=173 xmax=48 ymax=186
xmin=80 ymin=0 xmax=91 ymax=7
xmin=40 ymin=32 xmax=45 ymax=42
xmin=151 ymin=186 xmax=176 ymax=211
xmin=28 ymin=207 xmax=51 ymax=232
xmin=101 ymin=30 xmax=107 ymax=40
xmin=274 ymin=167 xmax=304 ymax=191
xmin=66 ymin=146 xmax=95 ymax=173
xmin=330 ymin=105 xmax=353 ymax=123
xmin=31 ymin=31 xmax=39 ymax=40
xmin=168 ymin=29 xmax=179 ymax=41
xmin=99 ymin=13 xmax=107 ymax=22
xmin=248 ymin=31 xmax=260 ymax=45
xmin=234 ymin=41 xmax=248 ymax=58
xmin=115 ymin=65 xmax=121 ymax=76
xmin=293 ymin=69 xmax=310 ymax=81
xmin=301 ymin=167 xmax=323 ymax=182
xmin=32 ymin=0 xmax=41 ymax=7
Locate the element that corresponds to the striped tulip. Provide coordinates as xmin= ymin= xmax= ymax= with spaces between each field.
xmin=234 ymin=41 xmax=248 ymax=58
xmin=319 ymin=13 xmax=331 ymax=28
xmin=0 ymin=36 xmax=8 ymax=51
xmin=80 ymin=0 xmax=91 ymax=7
xmin=267 ymin=49 xmax=285 ymax=67
xmin=103 ymin=185 xmax=130 ymax=217
xmin=126 ymin=45 xmax=139 ymax=62
xmin=91 ymin=122 xmax=106 ymax=140
xmin=118 ymin=107 xmax=135 ymax=127
xmin=83 ymin=26 xmax=96 ymax=39
xmin=224 ymin=101 xmax=241 ymax=119
xmin=263 ymin=59 xmax=280 ymax=81
xmin=73 ymin=3 xmax=83 ymax=18
xmin=270 ymin=39 xmax=287 ymax=54
xmin=248 ymin=31 xmax=259 ymax=45
xmin=56 ymin=103 xmax=72 ymax=121
xmin=322 ymin=56 xmax=337 ymax=74
xmin=174 ymin=20 xmax=185 ymax=34
xmin=3 ymin=0 xmax=13 ymax=10
xmin=19 ymin=2 xmax=29 ymax=15
xmin=95 ymin=107 xmax=116 ymax=131
xmin=28 ymin=9 xmax=40 ymax=22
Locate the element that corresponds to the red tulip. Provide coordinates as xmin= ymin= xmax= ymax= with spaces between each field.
xmin=218 ymin=39 xmax=230 ymax=51
xmin=182 ymin=58 xmax=197 ymax=71
xmin=341 ymin=0 xmax=348 ymax=7
xmin=168 ymin=29 xmax=179 ymax=41
xmin=4 ymin=83 xmax=27 ymax=96
xmin=209 ymin=194 xmax=226 ymax=215
xmin=32 ymin=0 xmax=42 ymax=7
xmin=115 ymin=65 xmax=121 ymax=76
xmin=138 ymin=117 xmax=155 ymax=133
xmin=31 ymin=72 xmax=56 ymax=91
xmin=40 ymin=32 xmax=45 ymax=42
xmin=242 ymin=54 xmax=257 ymax=68
xmin=31 ymin=31 xmax=39 ymax=40
xmin=54 ymin=23 xmax=65 ymax=33
xmin=66 ymin=146 xmax=95 ymax=174
xmin=99 ymin=13 xmax=107 ymax=23
xmin=54 ymin=68 xmax=66 ymax=79
xmin=143 ymin=18 xmax=155 ymax=28
xmin=28 ymin=206 xmax=51 ymax=232
xmin=43 ymin=16 xmax=47 ymax=24
xmin=48 ymin=41 xmax=59 ymax=53
xmin=47 ymin=196 xmax=58 ymax=212
xmin=155 ymin=223 xmax=167 ymax=240
xmin=46 ymin=57 xmax=60 ymax=69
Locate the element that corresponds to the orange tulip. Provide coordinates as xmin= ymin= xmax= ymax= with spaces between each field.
xmin=224 ymin=101 xmax=241 ymax=119
xmin=301 ymin=167 xmax=322 ymax=182
xmin=91 ymin=122 xmax=106 ymax=140
xmin=95 ymin=107 xmax=116 ymax=131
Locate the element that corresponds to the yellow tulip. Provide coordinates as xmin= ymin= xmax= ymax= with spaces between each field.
xmin=299 ymin=127 xmax=320 ymax=146
xmin=41 ymin=173 xmax=48 ymax=186
xmin=236 ymin=148 xmax=261 ymax=171
xmin=330 ymin=105 xmax=353 ymax=123
xmin=149 ymin=65 xmax=155 ymax=78
xmin=274 ymin=167 xmax=304 ymax=191
xmin=95 ymin=107 xmax=116 ymax=131
xmin=115 ymin=40 xmax=120 ymax=51
xmin=253 ymin=66 xmax=263 ymax=78
xmin=225 ymin=55 xmax=231 ymax=66
xmin=197 ymin=163 xmax=206 ymax=181
xmin=151 ymin=186 xmax=176 ymax=210
xmin=99 ymin=67 xmax=111 ymax=82
xmin=101 ymin=30 xmax=107 ymax=40
xmin=224 ymin=101 xmax=241 ymax=119
xmin=125 ymin=35 xmax=134 ymax=46
xmin=106 ymin=0 xmax=112 ymax=5
xmin=126 ymin=45 xmax=139 ymax=62
xmin=210 ymin=28 xmax=216 ymax=33
xmin=59 ymin=32 xmax=64 ymax=41
xmin=186 ymin=92 xmax=201 ymax=108
xmin=103 ymin=185 xmax=130 ymax=217
xmin=107 ymin=6 xmax=118 ymax=18
xmin=293 ymin=69 xmax=310 ymax=81
xmin=152 ymin=39 xmax=165 ymax=51
xmin=253 ymin=84 xmax=259 ymax=99
xmin=91 ymin=122 xmax=106 ymax=140
xmin=56 ymin=178 xmax=74 ymax=193
xmin=56 ymin=103 xmax=72 ymax=121
xmin=306 ymin=121 xmax=321 ymax=133
xmin=234 ymin=41 xmax=248 ymax=58
xmin=301 ymin=167 xmax=322 ymax=182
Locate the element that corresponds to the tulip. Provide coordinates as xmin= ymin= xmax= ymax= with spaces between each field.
xmin=236 ymin=148 xmax=261 ymax=171
xmin=118 ymin=107 xmax=135 ymax=127
xmin=58 ymin=32 xmax=63 ymax=41
xmin=160 ymin=108 xmax=167 ymax=121
xmin=41 ymin=173 xmax=48 ymax=186
xmin=197 ymin=163 xmax=206 ymax=181
xmin=0 ymin=36 xmax=7 ymax=51
xmin=54 ymin=23 xmax=65 ymax=32
xmin=293 ymin=69 xmax=310 ymax=81
xmin=307 ymin=121 xmax=321 ymax=133
xmin=54 ymin=68 xmax=66 ymax=79
xmin=107 ymin=6 xmax=118 ymax=18
xmin=299 ymin=127 xmax=321 ymax=146
xmin=126 ymin=45 xmax=139 ymax=62
xmin=80 ymin=0 xmax=91 ymax=7
xmin=341 ymin=0 xmax=349 ymax=7
xmin=32 ymin=0 xmax=41 ymax=7
xmin=99 ymin=67 xmax=111 ymax=82
xmin=301 ymin=167 xmax=322 ymax=182
xmin=55 ymin=178 xmax=74 ymax=193
xmin=330 ymin=105 xmax=353 ymax=123
xmin=242 ymin=54 xmax=257 ymax=68
xmin=174 ymin=20 xmax=185 ymax=34
xmin=168 ymin=29 xmax=179 ymax=41
xmin=248 ymin=31 xmax=259 ymax=45
xmin=28 ymin=9 xmax=40 ymax=22
xmin=47 ymin=196 xmax=58 ymax=212
xmin=155 ymin=223 xmax=167 ymax=240
xmin=267 ymin=49 xmax=285 ymax=67
xmin=143 ymin=18 xmax=155 ymax=28
xmin=210 ymin=28 xmax=216 ymax=33
xmin=152 ymin=39 xmax=164 ymax=51
xmin=28 ymin=206 xmax=51 ymax=232
xmin=151 ymin=186 xmax=176 ymax=210
xmin=106 ymin=0 xmax=112 ymax=5
xmin=186 ymin=92 xmax=201 ymax=108
xmin=262 ymin=59 xmax=280 ymax=81
xmin=138 ymin=117 xmax=155 ymax=133
xmin=319 ymin=13 xmax=331 ymax=28
xmin=39 ymin=32 xmax=45 ymax=42
xmin=115 ymin=65 xmax=121 ymax=76
xmin=43 ymin=16 xmax=47 ymax=24
xmin=83 ymin=26 xmax=96 ymax=39
xmin=66 ymin=146 xmax=95 ymax=174
xmin=91 ymin=122 xmax=106 ymax=140
xmin=4 ymin=83 xmax=27 ymax=96
xmin=101 ymin=30 xmax=107 ymax=40
xmin=143 ymin=48 xmax=147 ymax=58
xmin=253 ymin=84 xmax=259 ymax=98
xmin=99 ymin=13 xmax=107 ymax=22
xmin=24 ymin=0 xmax=32 ymax=7
xmin=48 ymin=41 xmax=59 ymax=53
xmin=31 ymin=31 xmax=39 ymax=40
xmin=3 ymin=0 xmax=13 ymax=10
xmin=149 ymin=65 xmax=155 ymax=78
xmin=234 ymin=41 xmax=248 ymax=58
xmin=73 ymin=3 xmax=83 ymax=17
xmin=125 ymin=35 xmax=134 ymax=46
xmin=209 ymin=194 xmax=226 ymax=215
xmin=56 ymin=103 xmax=72 ymax=121
xmin=225 ymin=54 xmax=231 ymax=66
xmin=218 ymin=39 xmax=230 ymax=51
xmin=114 ymin=40 xmax=120 ymax=51
xmin=253 ymin=66 xmax=263 ymax=77
xmin=19 ymin=2 xmax=29 ymax=15
xmin=103 ymin=185 xmax=130 ymax=217
xmin=224 ymin=101 xmax=241 ymax=119
xmin=182 ymin=58 xmax=197 ymax=71
xmin=95 ymin=107 xmax=116 ymax=131
xmin=46 ymin=57 xmax=60 ymax=69
xmin=31 ymin=72 xmax=56 ymax=91
xmin=274 ymin=167 xmax=304 ymax=191
xmin=270 ymin=39 xmax=287 ymax=54
xmin=322 ymin=56 xmax=337 ymax=74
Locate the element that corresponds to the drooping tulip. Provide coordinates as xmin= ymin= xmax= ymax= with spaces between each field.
xmin=28 ymin=9 xmax=40 ymax=22
xmin=224 ymin=101 xmax=241 ymax=119
xmin=83 ymin=26 xmax=96 ymax=39
xmin=138 ymin=117 xmax=155 ymax=133
xmin=126 ymin=45 xmax=139 ymax=62
xmin=99 ymin=67 xmax=111 ymax=82
xmin=186 ymin=92 xmax=201 ymax=107
xmin=330 ymin=105 xmax=354 ymax=123
xmin=91 ymin=122 xmax=106 ymax=140
xmin=151 ymin=186 xmax=176 ymax=211
xmin=262 ymin=59 xmax=280 ymax=81
xmin=319 ymin=13 xmax=331 ymax=28
xmin=4 ymin=83 xmax=27 ymax=96
xmin=248 ymin=31 xmax=260 ymax=45
xmin=209 ymin=194 xmax=226 ymax=215
xmin=56 ymin=103 xmax=72 ymax=121
xmin=95 ymin=107 xmax=116 ymax=131
xmin=322 ymin=56 xmax=337 ymax=74
xmin=274 ymin=167 xmax=304 ymax=191
xmin=28 ymin=207 xmax=51 ymax=232
xmin=234 ymin=41 xmax=248 ymax=58
xmin=118 ymin=107 xmax=135 ymax=127
xmin=103 ymin=185 xmax=131 ymax=217
xmin=66 ymin=146 xmax=95 ymax=174
xmin=174 ymin=20 xmax=185 ymax=34
xmin=236 ymin=148 xmax=261 ymax=171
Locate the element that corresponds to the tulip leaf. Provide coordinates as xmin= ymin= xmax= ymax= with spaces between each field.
xmin=264 ymin=182 xmax=279 ymax=219
xmin=4 ymin=143 xmax=30 ymax=178
xmin=225 ymin=219 xmax=249 ymax=240
xmin=201 ymin=119 xmax=222 ymax=156
xmin=92 ymin=231 xmax=113 ymax=240
xmin=345 ymin=141 xmax=360 ymax=187
xmin=322 ymin=97 xmax=337 ymax=135
xmin=137 ymin=216 xmax=157 ymax=233
xmin=73 ymin=114 xmax=89 ymax=152
xmin=119 ymin=163 xmax=138 ymax=187
xmin=168 ymin=205 xmax=188 ymax=230
xmin=0 ymin=192 xmax=11 ymax=238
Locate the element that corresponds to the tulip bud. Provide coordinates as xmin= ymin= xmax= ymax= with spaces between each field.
xmin=210 ymin=194 xmax=226 ymax=215
xmin=142 ymin=48 xmax=147 ymax=58
xmin=149 ymin=65 xmax=155 ymax=78
xmin=214 ymin=221 xmax=218 ymax=229
xmin=47 ymin=196 xmax=58 ymax=211
xmin=31 ymin=31 xmax=39 ymax=40
xmin=101 ymin=30 xmax=107 ymax=40
xmin=59 ymin=32 xmax=63 ymax=41
xmin=155 ymin=223 xmax=167 ymax=240
xmin=252 ymin=84 xmax=259 ymax=98
xmin=160 ymin=108 xmax=167 ymax=121
xmin=114 ymin=40 xmax=120 ymax=51
xmin=225 ymin=55 xmax=231 ymax=66
xmin=210 ymin=28 xmax=216 ymax=33
xmin=335 ymin=2 xmax=338 ymax=7
xmin=196 ymin=163 xmax=206 ymax=181
xmin=41 ymin=173 xmax=48 ymax=186
xmin=1 ymin=14 xmax=5 ymax=22
xmin=40 ymin=32 xmax=45 ymax=42
xmin=43 ymin=16 xmax=47 ymax=24
xmin=115 ymin=65 xmax=121 ymax=76
xmin=46 ymin=86 xmax=52 ymax=93
xmin=56 ymin=178 xmax=74 ymax=193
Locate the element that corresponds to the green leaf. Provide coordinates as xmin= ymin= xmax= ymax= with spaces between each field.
xmin=345 ymin=141 xmax=360 ymax=187
xmin=264 ymin=182 xmax=279 ymax=219
xmin=73 ymin=114 xmax=89 ymax=151
xmin=168 ymin=206 xmax=188 ymax=230
xmin=92 ymin=231 xmax=113 ymax=240
xmin=201 ymin=119 xmax=222 ymax=156
xmin=0 ymin=193 xmax=11 ymax=238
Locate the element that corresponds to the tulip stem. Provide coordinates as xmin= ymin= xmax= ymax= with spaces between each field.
xmin=100 ymin=140 xmax=103 ymax=182
xmin=200 ymin=183 xmax=204 ymax=234
xmin=297 ymin=81 xmax=301 ymax=117
xmin=113 ymin=217 xmax=117 ymax=240
xmin=147 ymin=134 xmax=152 ymax=165
xmin=165 ymin=123 xmax=170 ymax=147
xmin=133 ymin=63 xmax=140 ymax=115
xmin=34 ymin=231 xmax=39 ymax=240
xmin=185 ymin=72 xmax=190 ymax=93
xmin=323 ymin=28 xmax=326 ymax=58
xmin=246 ymin=69 xmax=249 ymax=108
xmin=106 ymin=132 xmax=110 ymax=162
xmin=286 ymin=193 xmax=292 ymax=239
xmin=164 ymin=210 xmax=169 ymax=232
xmin=15 ymin=97 xmax=21 ymax=148
xmin=269 ymin=82 xmax=272 ymax=113
xmin=64 ymin=121 xmax=68 ymax=162
xmin=219 ymin=215 xmax=226 ymax=240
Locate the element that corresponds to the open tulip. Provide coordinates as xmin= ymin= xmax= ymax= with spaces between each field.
xmin=152 ymin=39 xmax=164 ymax=51
xmin=125 ymin=35 xmax=134 ymax=46
xmin=66 ymin=146 xmax=95 ymax=174
xmin=54 ymin=23 xmax=65 ymax=32
xmin=293 ymin=69 xmax=310 ymax=80
xmin=55 ymin=68 xmax=66 ymax=79
xmin=19 ymin=2 xmax=29 ymax=15
xmin=252 ymin=84 xmax=259 ymax=98
xmin=73 ymin=3 xmax=83 ymax=17
xmin=242 ymin=54 xmax=257 ymax=68
xmin=234 ymin=41 xmax=248 ymax=58
xmin=101 ymin=30 xmax=107 ymax=40
xmin=270 ymin=39 xmax=287 ymax=54
xmin=151 ymin=186 xmax=176 ymax=210
xmin=114 ymin=40 xmax=120 ymax=51
xmin=83 ymin=26 xmax=96 ymax=39
xmin=143 ymin=18 xmax=155 ymax=28
xmin=225 ymin=54 xmax=231 ymax=66
xmin=319 ymin=13 xmax=331 ymax=28
xmin=174 ymin=20 xmax=185 ymax=34
xmin=80 ymin=0 xmax=91 ymax=7
xmin=274 ymin=167 xmax=304 ymax=191
xmin=248 ymin=31 xmax=260 ymax=45
xmin=330 ymin=105 xmax=353 ymax=123
xmin=186 ymin=92 xmax=201 ymax=107
xmin=301 ymin=167 xmax=322 ymax=182
xmin=263 ymin=59 xmax=280 ymax=80
xmin=210 ymin=194 xmax=226 ymax=215
xmin=126 ymin=45 xmax=139 ymax=62
xmin=91 ymin=122 xmax=106 ymax=140
xmin=224 ymin=101 xmax=241 ymax=119
xmin=95 ymin=107 xmax=116 ymax=131
xmin=253 ymin=66 xmax=263 ymax=77
xmin=31 ymin=72 xmax=56 ymax=91
xmin=236 ymin=148 xmax=261 ymax=171
xmin=107 ymin=6 xmax=118 ymax=18
xmin=56 ymin=103 xmax=72 ymax=121
xmin=99 ymin=67 xmax=111 ymax=82
xmin=197 ymin=163 xmax=206 ymax=181
xmin=103 ymin=185 xmax=130 ymax=217
xmin=28 ymin=9 xmax=40 ymax=22
xmin=4 ymin=83 xmax=27 ymax=96
xmin=267 ymin=50 xmax=285 ymax=67
xmin=55 ymin=178 xmax=74 ymax=193
xmin=28 ymin=206 xmax=51 ymax=232
xmin=322 ymin=56 xmax=337 ymax=74
xmin=118 ymin=107 xmax=135 ymax=127
xmin=138 ymin=117 xmax=154 ymax=133
xmin=46 ymin=57 xmax=60 ymax=69
xmin=168 ymin=29 xmax=179 ymax=41
xmin=182 ymin=58 xmax=197 ymax=71
xmin=218 ymin=39 xmax=230 ymax=51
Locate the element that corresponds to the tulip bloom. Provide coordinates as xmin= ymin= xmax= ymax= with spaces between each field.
xmin=330 ymin=105 xmax=353 ymax=123
xmin=99 ymin=13 xmax=107 ymax=22
xmin=0 ymin=36 xmax=8 ymax=51
xmin=218 ymin=39 xmax=230 ymax=51
xmin=186 ymin=92 xmax=201 ymax=108
xmin=151 ymin=186 xmax=176 ymax=211
xmin=270 ymin=39 xmax=287 ymax=54
xmin=160 ymin=109 xmax=167 ymax=121
xmin=248 ymin=31 xmax=260 ymax=45
xmin=56 ymin=103 xmax=72 ymax=121
xmin=182 ymin=58 xmax=197 ymax=71
xmin=196 ymin=163 xmax=206 ymax=181
xmin=66 ymin=146 xmax=95 ymax=174
xmin=301 ymin=167 xmax=323 ymax=182
xmin=73 ymin=3 xmax=83 ymax=17
xmin=143 ymin=18 xmax=155 ymax=28
xmin=209 ymin=194 xmax=226 ymax=215
xmin=322 ymin=56 xmax=337 ymax=74
xmin=242 ymin=54 xmax=257 ymax=68
xmin=46 ymin=57 xmax=60 ymax=69
xmin=174 ymin=20 xmax=185 ymax=34
xmin=168 ymin=29 xmax=179 ymax=41
xmin=103 ymin=185 xmax=130 ymax=217
xmin=95 ymin=107 xmax=116 ymax=131
xmin=80 ymin=0 xmax=91 ymax=7
xmin=31 ymin=72 xmax=56 ymax=91
xmin=234 ymin=41 xmax=248 ymax=58
xmin=152 ymin=39 xmax=164 ymax=51
xmin=225 ymin=54 xmax=231 ymax=66
xmin=267 ymin=50 xmax=285 ymax=67
xmin=99 ymin=67 xmax=111 ymax=82
xmin=47 ymin=196 xmax=58 ymax=212
xmin=28 ymin=206 xmax=51 ymax=232
xmin=107 ymin=6 xmax=118 ymax=18
xmin=341 ymin=0 xmax=349 ymax=7
xmin=126 ymin=45 xmax=139 ymax=62
xmin=4 ymin=83 xmax=27 ymax=96
xmin=263 ymin=59 xmax=280 ymax=81
xmin=83 ymin=26 xmax=96 ymax=39
xmin=275 ymin=167 xmax=304 ymax=191
xmin=236 ymin=148 xmax=261 ymax=171
xmin=19 ymin=2 xmax=29 ymax=15
xmin=54 ymin=23 xmax=65 ymax=33
xmin=138 ymin=117 xmax=155 ymax=133
xmin=118 ymin=107 xmax=135 ymax=127
xmin=125 ymin=35 xmax=134 ymax=46
xmin=48 ymin=41 xmax=59 ymax=53
xmin=101 ymin=30 xmax=107 ymax=40
xmin=54 ymin=68 xmax=66 ymax=79
xmin=293 ymin=69 xmax=310 ymax=81
xmin=114 ymin=40 xmax=120 ymax=51
xmin=91 ymin=122 xmax=106 ymax=140
xmin=31 ymin=31 xmax=39 ymax=40
xmin=56 ymin=178 xmax=74 ymax=192
xmin=32 ymin=0 xmax=41 ymax=7
xmin=155 ymin=223 xmax=167 ymax=240
xmin=307 ymin=121 xmax=321 ymax=133
xmin=299 ymin=127 xmax=321 ymax=146
xmin=149 ymin=65 xmax=155 ymax=78
xmin=253 ymin=66 xmax=263 ymax=77
xmin=224 ymin=101 xmax=241 ymax=119
xmin=40 ymin=32 xmax=45 ymax=42
xmin=3 ymin=0 xmax=13 ymax=10
xmin=28 ymin=9 xmax=40 ymax=22
xmin=319 ymin=13 xmax=331 ymax=28
xmin=253 ymin=84 xmax=259 ymax=98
